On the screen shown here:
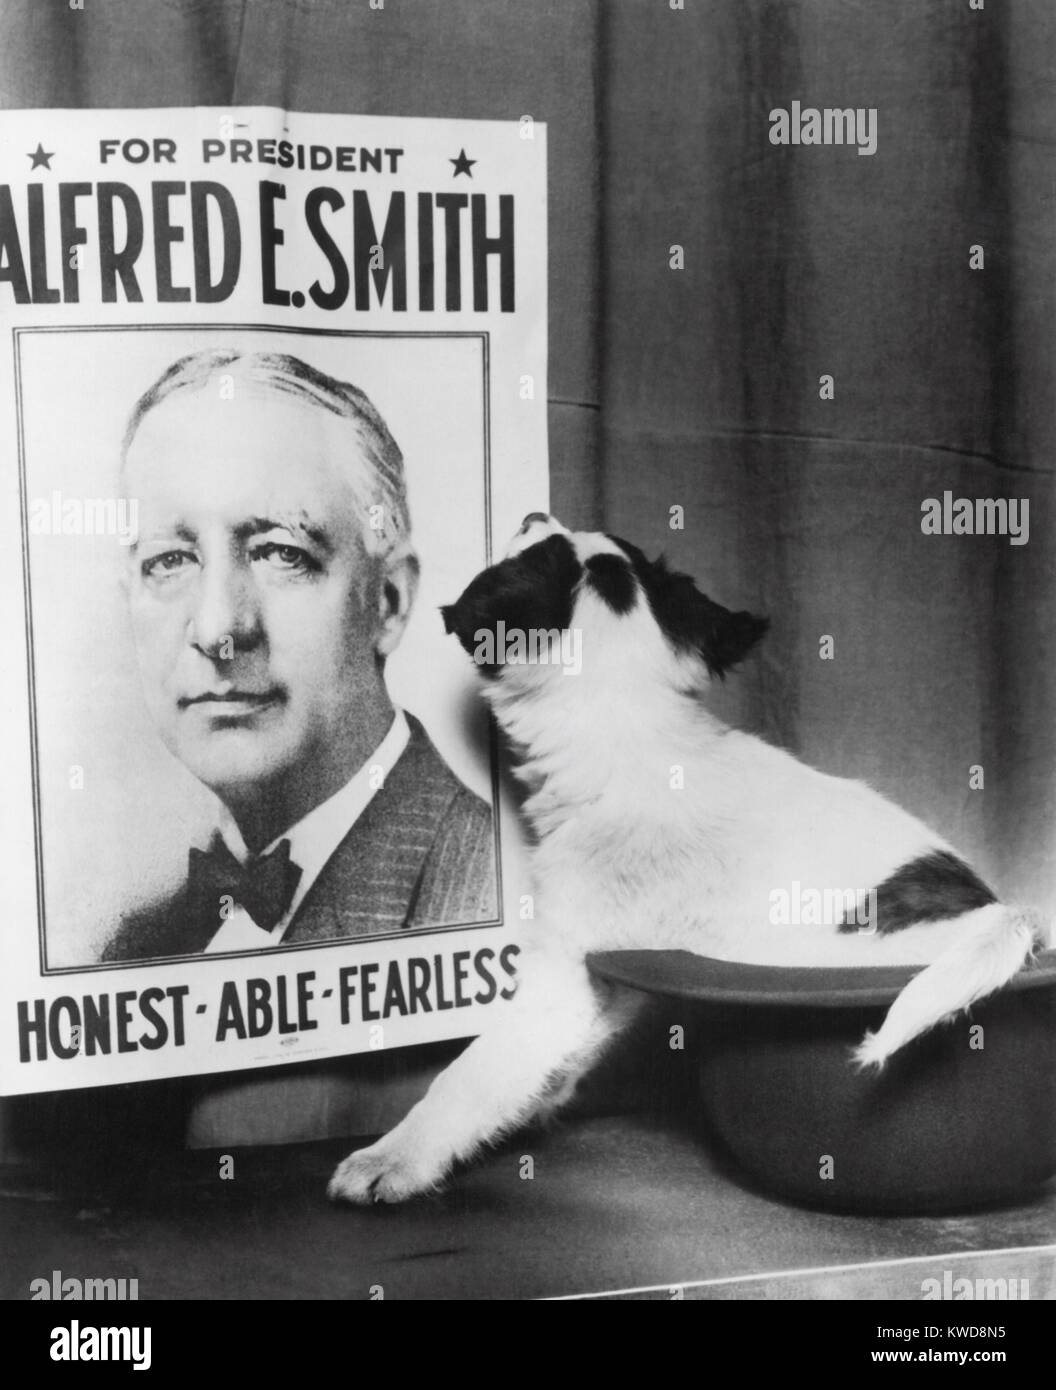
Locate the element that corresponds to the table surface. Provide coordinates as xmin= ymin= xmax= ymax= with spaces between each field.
xmin=3 ymin=1113 xmax=1054 ymax=1300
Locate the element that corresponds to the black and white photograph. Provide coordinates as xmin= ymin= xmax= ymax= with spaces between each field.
xmin=0 ymin=0 xmax=1053 ymax=1338
xmin=0 ymin=104 xmax=545 ymax=1103
xmin=21 ymin=328 xmax=500 ymax=968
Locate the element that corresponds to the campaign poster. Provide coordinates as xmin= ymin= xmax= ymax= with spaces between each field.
xmin=0 ymin=108 xmax=547 ymax=1094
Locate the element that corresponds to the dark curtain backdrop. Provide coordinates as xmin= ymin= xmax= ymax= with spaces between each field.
xmin=601 ymin=0 xmax=1056 ymax=916
xmin=1 ymin=0 xmax=1053 ymax=1152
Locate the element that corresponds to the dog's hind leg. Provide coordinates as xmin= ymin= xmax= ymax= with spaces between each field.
xmin=328 ymin=951 xmax=642 ymax=1204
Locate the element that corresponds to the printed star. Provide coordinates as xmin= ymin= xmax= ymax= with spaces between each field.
xmin=27 ymin=143 xmax=54 ymax=170
xmin=450 ymin=148 xmax=476 ymax=178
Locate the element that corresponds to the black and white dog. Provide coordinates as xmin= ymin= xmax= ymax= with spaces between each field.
xmin=328 ymin=514 xmax=1049 ymax=1204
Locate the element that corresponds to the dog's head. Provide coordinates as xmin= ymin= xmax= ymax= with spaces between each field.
xmin=441 ymin=514 xmax=767 ymax=691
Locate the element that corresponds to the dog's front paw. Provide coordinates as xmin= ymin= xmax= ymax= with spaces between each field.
xmin=327 ymin=1137 xmax=447 ymax=1206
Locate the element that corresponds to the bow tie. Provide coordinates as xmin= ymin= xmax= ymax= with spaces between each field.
xmin=187 ymin=834 xmax=303 ymax=935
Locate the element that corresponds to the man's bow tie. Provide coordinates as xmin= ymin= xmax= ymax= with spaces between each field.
xmin=187 ymin=835 xmax=303 ymax=934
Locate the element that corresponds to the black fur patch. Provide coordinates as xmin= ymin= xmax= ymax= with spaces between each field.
xmin=584 ymin=552 xmax=637 ymax=614
xmin=441 ymin=533 xmax=582 ymax=676
xmin=608 ymin=535 xmax=769 ymax=677
xmin=837 ymin=849 xmax=998 ymax=934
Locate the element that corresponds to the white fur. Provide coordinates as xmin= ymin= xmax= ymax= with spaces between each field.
xmin=328 ymin=518 xmax=1050 ymax=1204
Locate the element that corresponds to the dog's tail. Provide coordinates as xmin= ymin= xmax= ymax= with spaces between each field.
xmin=853 ymin=904 xmax=1051 ymax=1070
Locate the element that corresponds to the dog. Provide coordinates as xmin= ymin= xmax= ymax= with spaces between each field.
xmin=328 ymin=513 xmax=1050 ymax=1204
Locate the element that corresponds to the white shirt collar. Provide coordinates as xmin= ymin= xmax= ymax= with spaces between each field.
xmin=204 ymin=708 xmax=411 ymax=951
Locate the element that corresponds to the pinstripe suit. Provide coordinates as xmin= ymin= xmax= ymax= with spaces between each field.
xmin=101 ymin=714 xmax=498 ymax=962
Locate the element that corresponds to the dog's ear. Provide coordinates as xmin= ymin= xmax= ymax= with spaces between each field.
xmin=609 ymin=535 xmax=768 ymax=677
xmin=441 ymin=534 xmax=583 ymax=667
xmin=582 ymin=552 xmax=637 ymax=614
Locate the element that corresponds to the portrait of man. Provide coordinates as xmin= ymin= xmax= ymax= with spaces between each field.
xmin=100 ymin=348 xmax=498 ymax=962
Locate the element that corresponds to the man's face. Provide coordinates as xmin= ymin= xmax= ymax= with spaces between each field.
xmin=124 ymin=386 xmax=401 ymax=805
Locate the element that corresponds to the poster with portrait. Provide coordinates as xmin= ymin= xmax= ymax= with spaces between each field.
xmin=0 ymin=108 xmax=547 ymax=1094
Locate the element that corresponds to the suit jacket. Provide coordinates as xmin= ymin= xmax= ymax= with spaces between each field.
xmin=101 ymin=714 xmax=498 ymax=962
